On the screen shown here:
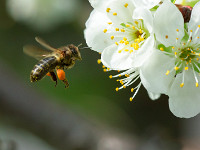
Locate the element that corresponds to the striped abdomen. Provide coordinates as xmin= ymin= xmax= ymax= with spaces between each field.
xmin=30 ymin=56 xmax=58 ymax=82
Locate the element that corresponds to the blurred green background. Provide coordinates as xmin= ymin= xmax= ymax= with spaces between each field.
xmin=0 ymin=0 xmax=200 ymax=150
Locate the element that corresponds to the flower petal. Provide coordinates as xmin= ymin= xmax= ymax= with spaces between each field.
xmin=132 ymin=7 xmax=153 ymax=33
xmin=132 ymin=0 xmax=160 ymax=9
xmin=168 ymin=69 xmax=200 ymax=118
xmin=101 ymin=44 xmax=135 ymax=70
xmin=84 ymin=10 xmax=115 ymax=53
xmin=154 ymin=0 xmax=184 ymax=47
xmin=89 ymin=0 xmax=111 ymax=12
xmin=148 ymin=91 xmax=161 ymax=100
xmin=140 ymin=49 xmax=175 ymax=94
xmin=188 ymin=1 xmax=200 ymax=43
xmin=106 ymin=0 xmax=135 ymax=25
xmin=131 ymin=35 xmax=154 ymax=67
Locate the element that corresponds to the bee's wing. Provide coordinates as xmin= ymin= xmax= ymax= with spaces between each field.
xmin=35 ymin=37 xmax=58 ymax=52
xmin=23 ymin=45 xmax=53 ymax=60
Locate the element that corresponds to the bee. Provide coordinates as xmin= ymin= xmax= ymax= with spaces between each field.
xmin=23 ymin=37 xmax=82 ymax=87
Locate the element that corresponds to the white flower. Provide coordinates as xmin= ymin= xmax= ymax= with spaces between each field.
xmin=140 ymin=0 xmax=200 ymax=118
xmin=84 ymin=0 xmax=159 ymax=101
xmin=6 ymin=0 xmax=81 ymax=31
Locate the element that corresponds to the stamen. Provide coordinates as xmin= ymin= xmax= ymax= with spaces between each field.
xmin=103 ymin=29 xmax=107 ymax=33
xmin=113 ymin=12 xmax=117 ymax=16
xmin=97 ymin=59 xmax=101 ymax=64
xmin=124 ymin=3 xmax=128 ymax=7
xmin=106 ymin=8 xmax=111 ymax=13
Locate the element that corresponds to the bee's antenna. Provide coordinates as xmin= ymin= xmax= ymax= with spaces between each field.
xmin=77 ymin=43 xmax=82 ymax=48
xmin=79 ymin=46 xmax=92 ymax=50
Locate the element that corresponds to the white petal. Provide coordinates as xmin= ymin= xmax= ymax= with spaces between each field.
xmin=148 ymin=91 xmax=161 ymax=100
xmin=154 ymin=0 xmax=184 ymax=47
xmin=132 ymin=8 xmax=153 ymax=33
xmin=89 ymin=0 xmax=111 ymax=12
xmin=101 ymin=44 xmax=135 ymax=70
xmin=169 ymin=69 xmax=200 ymax=118
xmin=140 ymin=49 xmax=175 ymax=94
xmin=188 ymin=1 xmax=200 ymax=43
xmin=84 ymin=10 xmax=114 ymax=53
xmin=106 ymin=0 xmax=135 ymax=25
xmin=132 ymin=0 xmax=160 ymax=9
xmin=131 ymin=35 xmax=154 ymax=67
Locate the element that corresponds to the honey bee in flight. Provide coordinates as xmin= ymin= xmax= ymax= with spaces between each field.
xmin=23 ymin=37 xmax=82 ymax=87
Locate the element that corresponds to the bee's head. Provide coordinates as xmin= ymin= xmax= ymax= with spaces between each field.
xmin=68 ymin=44 xmax=82 ymax=60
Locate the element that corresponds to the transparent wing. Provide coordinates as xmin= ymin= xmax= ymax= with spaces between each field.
xmin=23 ymin=45 xmax=52 ymax=60
xmin=35 ymin=37 xmax=58 ymax=52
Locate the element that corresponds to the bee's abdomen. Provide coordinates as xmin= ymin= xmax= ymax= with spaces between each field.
xmin=30 ymin=56 xmax=57 ymax=82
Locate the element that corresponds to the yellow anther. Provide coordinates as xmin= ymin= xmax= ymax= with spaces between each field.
xmin=120 ymin=80 xmax=124 ymax=85
xmin=102 ymin=65 xmax=106 ymax=68
xmin=139 ymin=29 xmax=143 ymax=34
xmin=174 ymin=67 xmax=179 ymax=71
xmin=180 ymin=83 xmax=184 ymax=88
xmin=176 ymin=29 xmax=179 ymax=32
xmin=106 ymin=8 xmax=111 ymax=12
xmin=103 ymin=69 xmax=107 ymax=72
xmin=132 ymin=43 xmax=139 ymax=50
xmin=117 ymin=70 xmax=120 ymax=72
xmin=166 ymin=70 xmax=170 ymax=75
xmin=123 ymin=85 xmax=126 ymax=88
xmin=130 ymin=50 xmax=133 ymax=53
xmin=190 ymin=30 xmax=193 ymax=32
xmin=134 ymin=21 xmax=138 ymax=24
xmin=109 ymin=75 xmax=113 ymax=79
xmin=115 ymin=28 xmax=119 ymax=31
xmin=185 ymin=67 xmax=189 ymax=70
xmin=121 ymin=29 xmax=125 ymax=32
xmin=125 ymin=49 xmax=129 ymax=52
xmin=97 ymin=59 xmax=101 ymax=64
xmin=118 ymin=50 xmax=122 ymax=53
xmin=125 ymin=74 xmax=129 ymax=77
xmin=160 ymin=47 xmax=164 ymax=51
xmin=115 ymin=42 xmax=119 ymax=45
xmin=124 ymin=3 xmax=128 ymax=7
xmin=126 ymin=24 xmax=130 ymax=27
xmin=108 ymin=22 xmax=112 ymax=25
xmin=129 ymin=97 xmax=133 ymax=101
xmin=132 ymin=26 xmax=135 ymax=30
xmin=125 ymin=41 xmax=129 ymax=45
xmin=131 ymin=88 xmax=134 ymax=92
xmin=196 ymin=82 xmax=199 ymax=87
xmin=119 ymin=40 xmax=124 ymax=44
xmin=99 ymin=52 xmax=101 ymax=54
xmin=176 ymin=38 xmax=179 ymax=40
xmin=103 ymin=29 xmax=107 ymax=33
xmin=123 ymin=37 xmax=127 ymax=41
xmin=111 ymin=36 xmax=114 ymax=40
xmin=119 ymin=74 xmax=122 ymax=77
xmin=165 ymin=35 xmax=168 ymax=39
xmin=198 ymin=25 xmax=200 ymax=28
xmin=197 ymin=37 xmax=200 ymax=39
xmin=113 ymin=12 xmax=117 ymax=16
xmin=172 ymin=47 xmax=175 ymax=49
xmin=140 ymin=37 xmax=144 ymax=41
xmin=116 ymin=87 xmax=119 ymax=92
xmin=174 ymin=52 xmax=177 ymax=55
xmin=197 ymin=58 xmax=199 ymax=61
xmin=107 ymin=68 xmax=110 ymax=71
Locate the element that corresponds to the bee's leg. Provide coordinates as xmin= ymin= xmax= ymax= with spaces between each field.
xmin=46 ymin=71 xmax=57 ymax=87
xmin=56 ymin=69 xmax=69 ymax=88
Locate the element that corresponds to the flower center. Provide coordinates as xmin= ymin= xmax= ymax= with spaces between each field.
xmin=159 ymin=29 xmax=200 ymax=88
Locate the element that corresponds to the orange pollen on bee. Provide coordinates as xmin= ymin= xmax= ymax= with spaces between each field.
xmin=46 ymin=72 xmax=51 ymax=76
xmin=57 ymin=69 xmax=66 ymax=81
